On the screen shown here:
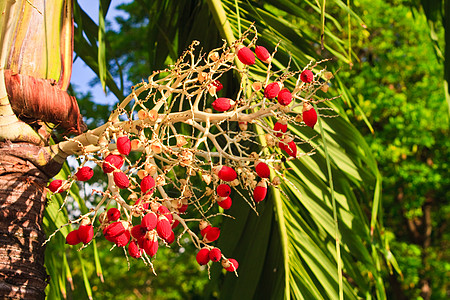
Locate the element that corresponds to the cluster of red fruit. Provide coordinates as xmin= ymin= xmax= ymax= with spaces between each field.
xmin=48 ymin=34 xmax=331 ymax=277
xmin=210 ymin=44 xmax=318 ymax=161
xmin=47 ymin=135 xmax=132 ymax=193
xmin=196 ymin=247 xmax=238 ymax=273
xmin=49 ymin=130 xmax=242 ymax=268
xmin=103 ymin=205 xmax=175 ymax=258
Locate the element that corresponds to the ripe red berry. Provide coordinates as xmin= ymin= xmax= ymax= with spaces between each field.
xmin=201 ymin=225 xmax=211 ymax=237
xmin=255 ymin=161 xmax=270 ymax=178
xmin=107 ymin=207 xmax=121 ymax=222
xmin=212 ymin=98 xmax=235 ymax=112
xmin=264 ymin=82 xmax=281 ymax=99
xmin=178 ymin=204 xmax=188 ymax=213
xmin=134 ymin=198 xmax=150 ymax=210
xmin=225 ymin=258 xmax=239 ymax=272
xmin=204 ymin=227 xmax=220 ymax=243
xmin=171 ymin=220 xmax=180 ymax=229
xmin=165 ymin=230 xmax=175 ymax=244
xmin=255 ymin=45 xmax=270 ymax=63
xmin=102 ymin=154 xmax=124 ymax=173
xmin=300 ymin=69 xmax=314 ymax=83
xmin=131 ymin=225 xmax=146 ymax=240
xmin=156 ymin=216 xmax=172 ymax=240
xmin=253 ymin=181 xmax=268 ymax=203
xmin=128 ymin=240 xmax=143 ymax=259
xmin=277 ymin=88 xmax=292 ymax=106
xmin=115 ymin=230 xmax=131 ymax=247
xmin=196 ymin=248 xmax=211 ymax=265
xmin=273 ymin=121 xmax=287 ymax=137
xmin=48 ymin=179 xmax=64 ymax=193
xmin=302 ymin=103 xmax=318 ymax=129
xmin=211 ymin=80 xmax=223 ymax=92
xmin=66 ymin=230 xmax=81 ymax=245
xmin=141 ymin=175 xmax=155 ymax=195
xmin=78 ymin=224 xmax=94 ymax=244
xmin=117 ymin=136 xmax=131 ymax=156
xmin=209 ymin=248 xmax=222 ymax=262
xmin=218 ymin=166 xmax=237 ymax=182
xmin=113 ymin=171 xmax=129 ymax=189
xmin=157 ymin=205 xmax=173 ymax=224
xmin=279 ymin=138 xmax=297 ymax=158
xmin=143 ymin=234 xmax=159 ymax=257
xmin=75 ymin=166 xmax=93 ymax=181
xmin=217 ymin=196 xmax=232 ymax=210
xmin=103 ymin=221 xmax=127 ymax=239
xmin=237 ymin=46 xmax=255 ymax=65
xmin=142 ymin=212 xmax=158 ymax=231
xmin=217 ymin=184 xmax=231 ymax=197
xmin=286 ymin=140 xmax=297 ymax=158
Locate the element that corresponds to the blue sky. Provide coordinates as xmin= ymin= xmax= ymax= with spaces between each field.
xmin=71 ymin=0 xmax=132 ymax=105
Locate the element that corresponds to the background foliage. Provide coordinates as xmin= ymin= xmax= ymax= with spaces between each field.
xmin=337 ymin=0 xmax=449 ymax=298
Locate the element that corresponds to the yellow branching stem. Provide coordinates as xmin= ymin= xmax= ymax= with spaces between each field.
xmin=47 ymin=27 xmax=336 ymax=275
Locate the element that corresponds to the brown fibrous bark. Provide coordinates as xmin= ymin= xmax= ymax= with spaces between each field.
xmin=0 ymin=142 xmax=63 ymax=299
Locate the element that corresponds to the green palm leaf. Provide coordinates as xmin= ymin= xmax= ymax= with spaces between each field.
xmin=203 ymin=1 xmax=387 ymax=299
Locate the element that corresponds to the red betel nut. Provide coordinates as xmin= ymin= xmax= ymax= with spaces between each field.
xmin=200 ymin=225 xmax=211 ymax=237
xmin=141 ymin=212 xmax=157 ymax=231
xmin=107 ymin=207 xmax=121 ymax=222
xmin=302 ymin=102 xmax=318 ymax=129
xmin=113 ymin=171 xmax=129 ymax=189
xmin=75 ymin=166 xmax=93 ymax=181
xmin=143 ymin=234 xmax=159 ymax=257
xmin=218 ymin=166 xmax=237 ymax=182
xmin=285 ymin=140 xmax=297 ymax=158
xmin=196 ymin=248 xmax=211 ymax=265
xmin=165 ymin=231 xmax=175 ymax=244
xmin=217 ymin=184 xmax=231 ymax=197
xmin=255 ymin=45 xmax=270 ymax=63
xmin=212 ymin=80 xmax=223 ymax=92
xmin=171 ymin=220 xmax=180 ymax=229
xmin=225 ymin=258 xmax=239 ymax=272
xmin=237 ymin=46 xmax=255 ymax=65
xmin=179 ymin=204 xmax=188 ymax=213
xmin=264 ymin=82 xmax=281 ymax=99
xmin=157 ymin=205 xmax=173 ymax=224
xmin=117 ymin=135 xmax=131 ymax=156
xmin=48 ymin=179 xmax=65 ymax=193
xmin=217 ymin=196 xmax=232 ymax=210
xmin=156 ymin=216 xmax=172 ymax=240
xmin=212 ymin=98 xmax=235 ymax=112
xmin=131 ymin=225 xmax=146 ymax=241
xmin=66 ymin=230 xmax=81 ymax=245
xmin=102 ymin=154 xmax=124 ymax=173
xmin=279 ymin=138 xmax=297 ymax=158
xmin=209 ymin=248 xmax=222 ymax=262
xmin=253 ymin=181 xmax=268 ymax=203
xmin=300 ymin=69 xmax=314 ymax=83
xmin=255 ymin=161 xmax=270 ymax=178
xmin=141 ymin=175 xmax=155 ymax=194
xmin=103 ymin=221 xmax=127 ymax=239
xmin=204 ymin=227 xmax=220 ymax=243
xmin=114 ymin=230 xmax=131 ymax=247
xmin=273 ymin=121 xmax=287 ymax=137
xmin=128 ymin=240 xmax=143 ymax=259
xmin=78 ymin=224 xmax=94 ymax=244
xmin=277 ymin=88 xmax=292 ymax=106
xmin=134 ymin=198 xmax=149 ymax=210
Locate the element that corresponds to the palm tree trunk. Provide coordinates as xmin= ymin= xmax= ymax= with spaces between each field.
xmin=0 ymin=142 xmax=61 ymax=299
